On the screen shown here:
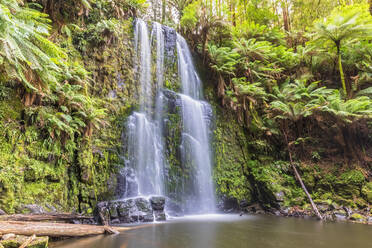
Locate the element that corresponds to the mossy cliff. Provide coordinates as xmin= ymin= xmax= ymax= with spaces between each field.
xmin=0 ymin=9 xmax=136 ymax=213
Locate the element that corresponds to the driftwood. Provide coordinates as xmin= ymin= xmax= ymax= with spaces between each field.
xmin=0 ymin=214 xmax=93 ymax=222
xmin=0 ymin=221 xmax=130 ymax=237
xmin=283 ymin=130 xmax=323 ymax=220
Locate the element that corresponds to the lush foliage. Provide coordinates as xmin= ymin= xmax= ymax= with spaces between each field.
xmin=179 ymin=1 xmax=372 ymax=165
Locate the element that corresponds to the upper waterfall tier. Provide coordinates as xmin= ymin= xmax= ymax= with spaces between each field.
xmin=176 ymin=34 xmax=202 ymax=100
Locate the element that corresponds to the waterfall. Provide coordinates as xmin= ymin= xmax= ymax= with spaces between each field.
xmin=177 ymin=34 xmax=216 ymax=213
xmin=124 ymin=19 xmax=165 ymax=197
xmin=122 ymin=19 xmax=215 ymax=214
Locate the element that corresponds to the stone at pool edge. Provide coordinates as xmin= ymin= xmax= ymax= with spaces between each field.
xmin=1 ymin=234 xmax=16 ymax=240
xmin=349 ymin=213 xmax=367 ymax=222
xmin=154 ymin=211 xmax=166 ymax=221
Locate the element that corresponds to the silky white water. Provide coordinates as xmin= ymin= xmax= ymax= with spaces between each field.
xmin=125 ymin=19 xmax=165 ymax=197
xmin=177 ymin=34 xmax=216 ymax=213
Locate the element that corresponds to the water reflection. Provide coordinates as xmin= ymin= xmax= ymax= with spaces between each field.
xmin=52 ymin=214 xmax=372 ymax=248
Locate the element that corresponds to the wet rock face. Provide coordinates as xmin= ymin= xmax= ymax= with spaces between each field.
xmin=165 ymin=199 xmax=184 ymax=217
xmin=96 ymin=196 xmax=166 ymax=224
xmin=116 ymin=167 xmax=139 ymax=198
xmin=163 ymin=26 xmax=177 ymax=61
xmin=217 ymin=196 xmax=239 ymax=212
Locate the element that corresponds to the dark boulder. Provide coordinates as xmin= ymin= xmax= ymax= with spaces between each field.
xmin=150 ymin=196 xmax=165 ymax=211
xmin=135 ymin=198 xmax=152 ymax=213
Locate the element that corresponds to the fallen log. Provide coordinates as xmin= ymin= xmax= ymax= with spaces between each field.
xmin=0 ymin=221 xmax=130 ymax=237
xmin=0 ymin=214 xmax=93 ymax=222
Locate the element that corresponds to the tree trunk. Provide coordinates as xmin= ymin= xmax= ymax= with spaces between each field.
xmin=282 ymin=0 xmax=290 ymax=32
xmin=0 ymin=221 xmax=131 ymax=237
xmin=290 ymin=161 xmax=323 ymax=220
xmin=283 ymin=127 xmax=323 ymax=220
xmin=162 ymin=0 xmax=166 ymax=23
xmin=0 ymin=214 xmax=93 ymax=222
xmin=337 ymin=46 xmax=348 ymax=97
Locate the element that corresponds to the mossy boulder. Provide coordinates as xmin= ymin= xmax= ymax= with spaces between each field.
xmin=0 ymin=236 xmax=48 ymax=248
xmin=349 ymin=213 xmax=367 ymax=222
xmin=361 ymin=182 xmax=372 ymax=204
xmin=0 ymin=239 xmax=18 ymax=248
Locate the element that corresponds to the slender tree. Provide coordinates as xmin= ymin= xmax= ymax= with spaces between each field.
xmin=312 ymin=10 xmax=372 ymax=97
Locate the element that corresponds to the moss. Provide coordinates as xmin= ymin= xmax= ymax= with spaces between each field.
xmin=355 ymin=198 xmax=368 ymax=209
xmin=361 ymin=182 xmax=372 ymax=203
xmin=0 ymin=90 xmax=23 ymax=120
xmin=213 ymin=107 xmax=253 ymax=202
xmin=339 ymin=170 xmax=365 ymax=185
xmin=0 ymin=240 xmax=18 ymax=248
xmin=333 ymin=195 xmax=356 ymax=208
xmin=318 ymin=193 xmax=333 ymax=203
xmin=28 ymin=236 xmax=48 ymax=248
xmin=334 ymin=170 xmax=365 ymax=199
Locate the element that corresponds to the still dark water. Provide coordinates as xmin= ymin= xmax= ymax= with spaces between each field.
xmin=52 ymin=214 xmax=371 ymax=248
